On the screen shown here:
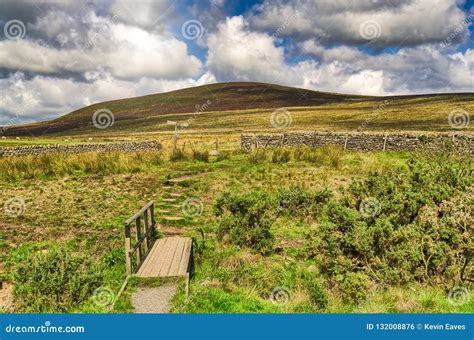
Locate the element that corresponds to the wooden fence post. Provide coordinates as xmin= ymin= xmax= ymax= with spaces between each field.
xmin=150 ymin=202 xmax=156 ymax=229
xmin=144 ymin=209 xmax=150 ymax=252
xmin=344 ymin=133 xmax=348 ymax=150
xmin=135 ymin=216 xmax=142 ymax=266
xmin=124 ymin=224 xmax=132 ymax=275
xmin=383 ymin=133 xmax=388 ymax=151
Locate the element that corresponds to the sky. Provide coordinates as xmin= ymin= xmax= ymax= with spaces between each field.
xmin=0 ymin=0 xmax=473 ymax=125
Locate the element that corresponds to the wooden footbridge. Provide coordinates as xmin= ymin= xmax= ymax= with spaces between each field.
xmin=124 ymin=201 xmax=194 ymax=293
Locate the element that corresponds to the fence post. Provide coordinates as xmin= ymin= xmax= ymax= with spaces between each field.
xmin=144 ymin=209 xmax=150 ymax=252
xmin=383 ymin=133 xmax=388 ymax=151
xmin=344 ymin=133 xmax=348 ymax=150
xmin=124 ymin=224 xmax=132 ymax=275
xmin=150 ymin=202 xmax=156 ymax=229
xmin=135 ymin=216 xmax=142 ymax=266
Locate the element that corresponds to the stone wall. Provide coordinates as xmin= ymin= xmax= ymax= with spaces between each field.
xmin=0 ymin=141 xmax=162 ymax=157
xmin=241 ymin=132 xmax=473 ymax=154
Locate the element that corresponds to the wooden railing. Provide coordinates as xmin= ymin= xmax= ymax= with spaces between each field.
xmin=124 ymin=201 xmax=156 ymax=275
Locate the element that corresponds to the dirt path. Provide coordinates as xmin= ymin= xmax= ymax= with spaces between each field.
xmin=131 ymin=173 xmax=200 ymax=313
xmin=0 ymin=282 xmax=14 ymax=312
xmin=131 ymin=283 xmax=177 ymax=313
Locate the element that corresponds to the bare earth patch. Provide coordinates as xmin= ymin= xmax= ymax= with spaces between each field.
xmin=0 ymin=282 xmax=14 ymax=312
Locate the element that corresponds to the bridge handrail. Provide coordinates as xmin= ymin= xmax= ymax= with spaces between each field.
xmin=124 ymin=201 xmax=156 ymax=275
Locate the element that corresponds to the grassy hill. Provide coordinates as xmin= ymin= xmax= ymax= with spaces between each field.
xmin=3 ymin=82 xmax=474 ymax=137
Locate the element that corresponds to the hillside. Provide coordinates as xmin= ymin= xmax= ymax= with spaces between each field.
xmin=3 ymin=82 xmax=474 ymax=136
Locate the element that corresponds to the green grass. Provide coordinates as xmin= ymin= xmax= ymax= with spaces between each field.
xmin=1 ymin=145 xmax=472 ymax=313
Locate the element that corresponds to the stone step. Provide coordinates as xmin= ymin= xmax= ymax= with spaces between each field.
xmin=161 ymin=216 xmax=184 ymax=221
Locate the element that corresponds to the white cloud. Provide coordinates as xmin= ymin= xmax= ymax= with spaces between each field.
xmin=250 ymin=0 xmax=470 ymax=47
xmin=207 ymin=16 xmax=298 ymax=83
xmin=0 ymin=11 xmax=202 ymax=81
xmin=0 ymin=72 xmax=216 ymax=124
xmin=207 ymin=16 xmax=473 ymax=96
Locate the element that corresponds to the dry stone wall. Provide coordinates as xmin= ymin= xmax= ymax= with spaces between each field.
xmin=0 ymin=141 xmax=162 ymax=157
xmin=241 ymin=132 xmax=473 ymax=154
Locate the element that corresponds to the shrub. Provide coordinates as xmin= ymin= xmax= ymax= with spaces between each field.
xmin=275 ymin=186 xmax=333 ymax=217
xmin=271 ymin=148 xmax=291 ymax=163
xmin=303 ymin=274 xmax=328 ymax=310
xmin=307 ymin=146 xmax=473 ymax=287
xmin=13 ymin=246 xmax=104 ymax=312
xmin=339 ymin=272 xmax=370 ymax=305
xmin=191 ymin=149 xmax=210 ymax=162
xmin=214 ymin=190 xmax=275 ymax=254
xmin=275 ymin=186 xmax=312 ymax=216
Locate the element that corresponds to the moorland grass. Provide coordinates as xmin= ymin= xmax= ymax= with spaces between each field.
xmin=1 ymin=144 xmax=472 ymax=313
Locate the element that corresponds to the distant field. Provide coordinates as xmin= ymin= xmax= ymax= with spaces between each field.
xmin=3 ymin=82 xmax=473 ymax=139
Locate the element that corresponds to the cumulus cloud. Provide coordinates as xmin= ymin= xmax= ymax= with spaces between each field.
xmin=207 ymin=16 xmax=473 ymax=96
xmin=207 ymin=16 xmax=298 ymax=83
xmin=249 ymin=0 xmax=471 ymax=47
xmin=0 ymin=71 xmax=216 ymax=124
xmin=0 ymin=11 xmax=202 ymax=81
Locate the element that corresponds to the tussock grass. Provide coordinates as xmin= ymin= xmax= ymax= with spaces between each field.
xmin=246 ymin=145 xmax=345 ymax=169
xmin=0 ymin=151 xmax=163 ymax=180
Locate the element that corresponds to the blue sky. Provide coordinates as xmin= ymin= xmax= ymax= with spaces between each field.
xmin=0 ymin=0 xmax=473 ymax=124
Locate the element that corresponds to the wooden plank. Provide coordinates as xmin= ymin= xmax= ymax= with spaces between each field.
xmin=137 ymin=238 xmax=165 ymax=277
xmin=143 ymin=237 xmax=172 ymax=277
xmin=155 ymin=237 xmax=179 ymax=276
xmin=160 ymin=238 xmax=184 ymax=277
xmin=138 ymin=237 xmax=192 ymax=278
xmin=168 ymin=238 xmax=186 ymax=276
xmin=178 ymin=238 xmax=192 ymax=276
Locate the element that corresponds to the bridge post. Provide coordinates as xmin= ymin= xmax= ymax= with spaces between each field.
xmin=136 ymin=216 xmax=143 ymax=265
xmin=124 ymin=224 xmax=132 ymax=275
